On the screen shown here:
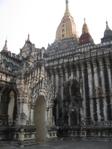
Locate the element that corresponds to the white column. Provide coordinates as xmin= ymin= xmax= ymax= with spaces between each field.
xmin=54 ymin=69 xmax=58 ymax=96
xmin=31 ymin=108 xmax=34 ymax=125
xmin=49 ymin=69 xmax=55 ymax=97
xmin=47 ymin=104 xmax=54 ymax=127
xmin=71 ymin=66 xmax=75 ymax=79
xmin=0 ymin=93 xmax=2 ymax=114
xmin=99 ymin=60 xmax=107 ymax=121
xmin=60 ymin=69 xmax=64 ymax=100
xmin=65 ymin=66 xmax=68 ymax=81
xmin=53 ymin=69 xmax=59 ymax=121
xmin=80 ymin=65 xmax=86 ymax=122
xmin=93 ymin=62 xmax=101 ymax=122
xmin=87 ymin=62 xmax=94 ymax=121
xmin=76 ymin=65 xmax=80 ymax=81
xmin=72 ymin=63 xmax=76 ymax=79
xmin=105 ymin=58 xmax=112 ymax=109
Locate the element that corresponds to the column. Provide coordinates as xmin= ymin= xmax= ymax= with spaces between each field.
xmin=102 ymin=57 xmax=111 ymax=120
xmin=67 ymin=61 xmax=71 ymax=78
xmin=84 ymin=62 xmax=91 ymax=123
xmin=96 ymin=60 xmax=104 ymax=121
xmin=87 ymin=62 xmax=94 ymax=122
xmin=99 ymin=60 xmax=107 ymax=121
xmin=78 ymin=64 xmax=83 ymax=124
xmin=72 ymin=58 xmax=77 ymax=79
xmin=93 ymin=61 xmax=101 ymax=122
xmin=30 ymin=105 xmax=34 ymax=125
xmin=65 ymin=64 xmax=69 ymax=81
xmin=58 ymin=68 xmax=63 ymax=124
xmin=54 ymin=68 xmax=60 ymax=124
xmin=80 ymin=64 xmax=86 ymax=123
xmin=76 ymin=64 xmax=80 ymax=81
xmin=59 ymin=69 xmax=64 ymax=100
xmin=47 ymin=102 xmax=54 ymax=127
xmin=49 ymin=69 xmax=55 ymax=98
xmin=105 ymin=58 xmax=112 ymax=115
xmin=0 ymin=93 xmax=2 ymax=114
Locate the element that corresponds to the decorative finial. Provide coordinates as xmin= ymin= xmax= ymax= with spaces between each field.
xmin=82 ymin=18 xmax=89 ymax=34
xmin=27 ymin=34 xmax=30 ymax=41
xmin=66 ymin=0 xmax=68 ymax=5
xmin=84 ymin=18 xmax=86 ymax=23
xmin=65 ymin=0 xmax=69 ymax=14
xmin=2 ymin=40 xmax=8 ymax=51
xmin=106 ymin=20 xmax=110 ymax=30
xmin=5 ymin=40 xmax=7 ymax=46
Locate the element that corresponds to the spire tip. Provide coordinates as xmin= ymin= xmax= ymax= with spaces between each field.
xmin=65 ymin=0 xmax=69 ymax=14
xmin=84 ymin=18 xmax=86 ymax=23
xmin=106 ymin=20 xmax=110 ymax=30
xmin=28 ymin=34 xmax=30 ymax=41
xmin=2 ymin=39 xmax=8 ymax=51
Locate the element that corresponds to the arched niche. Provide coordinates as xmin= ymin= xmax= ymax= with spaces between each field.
xmin=0 ymin=87 xmax=17 ymax=126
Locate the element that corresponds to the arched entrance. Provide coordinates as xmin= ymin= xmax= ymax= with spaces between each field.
xmin=0 ymin=87 xmax=18 ymax=140
xmin=0 ymin=88 xmax=17 ymax=126
xmin=34 ymin=95 xmax=46 ymax=143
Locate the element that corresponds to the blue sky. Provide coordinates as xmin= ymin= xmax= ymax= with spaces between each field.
xmin=0 ymin=0 xmax=112 ymax=54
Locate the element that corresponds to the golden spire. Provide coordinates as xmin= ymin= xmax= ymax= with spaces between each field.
xmin=55 ymin=0 xmax=77 ymax=41
xmin=82 ymin=18 xmax=89 ymax=34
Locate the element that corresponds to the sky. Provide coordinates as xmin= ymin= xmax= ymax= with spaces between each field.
xmin=0 ymin=0 xmax=112 ymax=54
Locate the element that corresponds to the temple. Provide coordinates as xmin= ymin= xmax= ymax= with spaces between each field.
xmin=0 ymin=0 xmax=112 ymax=145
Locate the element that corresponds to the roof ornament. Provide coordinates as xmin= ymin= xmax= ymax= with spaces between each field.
xmin=106 ymin=21 xmax=110 ymax=30
xmin=27 ymin=34 xmax=30 ymax=41
xmin=82 ymin=18 xmax=89 ymax=34
xmin=79 ymin=19 xmax=94 ymax=45
xmin=65 ymin=0 xmax=69 ymax=15
xmin=101 ymin=20 xmax=112 ymax=42
xmin=55 ymin=0 xmax=77 ymax=41
xmin=2 ymin=40 xmax=8 ymax=51
xmin=84 ymin=18 xmax=86 ymax=24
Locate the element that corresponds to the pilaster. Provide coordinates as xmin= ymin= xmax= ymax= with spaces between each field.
xmin=99 ymin=60 xmax=107 ymax=121
xmin=87 ymin=62 xmax=94 ymax=122
xmin=92 ymin=60 xmax=101 ymax=122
